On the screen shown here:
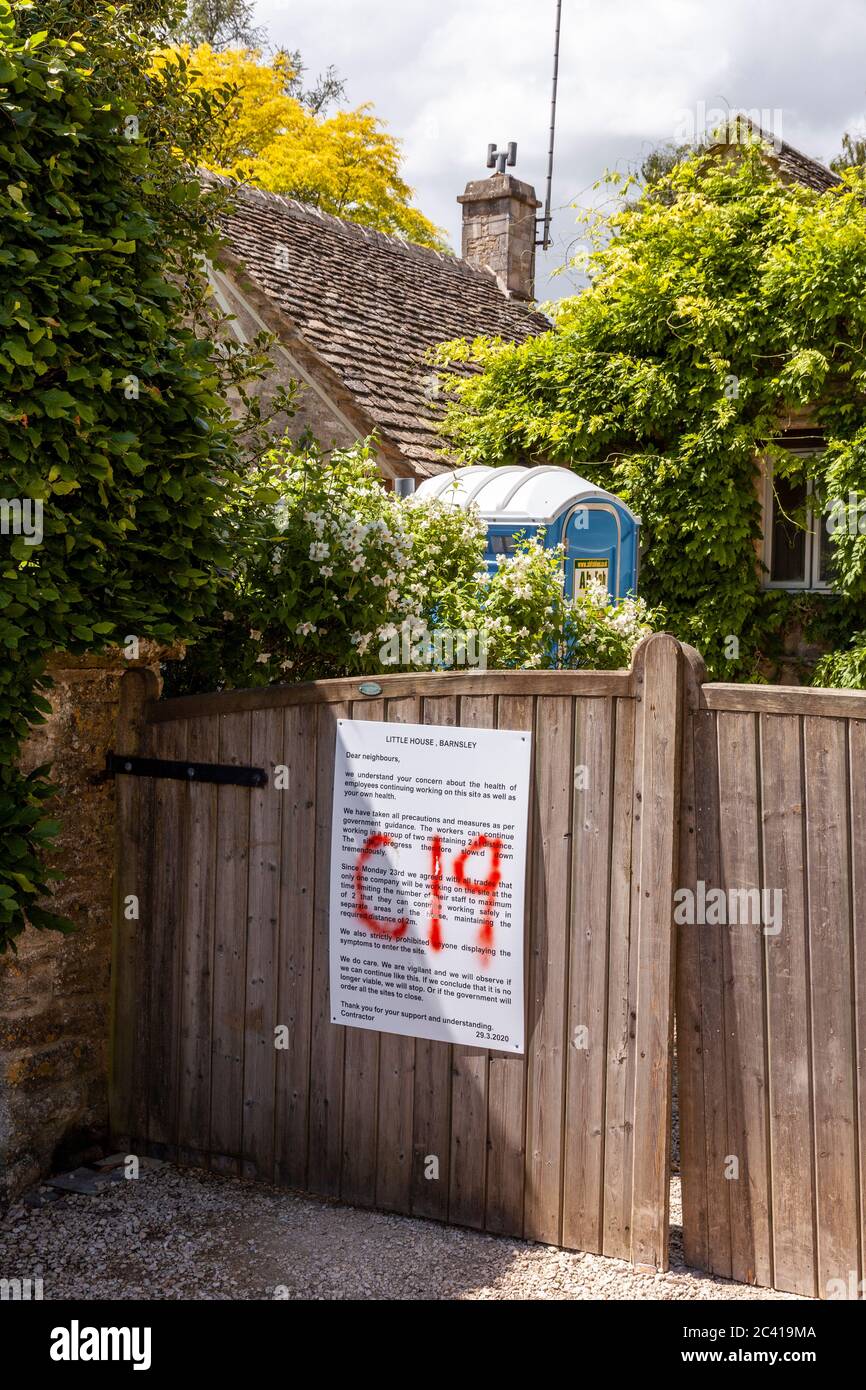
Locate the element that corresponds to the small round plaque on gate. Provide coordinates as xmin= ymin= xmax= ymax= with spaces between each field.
xmin=358 ymin=682 xmax=382 ymax=696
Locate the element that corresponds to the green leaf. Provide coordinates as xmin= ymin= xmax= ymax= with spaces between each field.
xmin=6 ymin=339 xmax=33 ymax=365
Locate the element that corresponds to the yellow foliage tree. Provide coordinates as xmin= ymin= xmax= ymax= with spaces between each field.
xmin=159 ymin=46 xmax=447 ymax=249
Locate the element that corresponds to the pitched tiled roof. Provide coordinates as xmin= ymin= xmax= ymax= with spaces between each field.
xmin=218 ymin=182 xmax=549 ymax=474
xmin=709 ymin=116 xmax=839 ymax=192
xmin=769 ymin=139 xmax=839 ymax=192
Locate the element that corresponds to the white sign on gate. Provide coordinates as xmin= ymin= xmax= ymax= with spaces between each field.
xmin=329 ymin=718 xmax=531 ymax=1052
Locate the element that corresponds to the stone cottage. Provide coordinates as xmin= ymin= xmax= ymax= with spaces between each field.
xmin=211 ymin=123 xmax=842 ymax=604
xmin=209 ymin=168 xmax=550 ymax=480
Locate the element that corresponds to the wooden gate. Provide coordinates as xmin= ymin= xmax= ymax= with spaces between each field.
xmin=110 ymin=634 xmax=682 ymax=1267
xmin=677 ymin=651 xmax=866 ymax=1298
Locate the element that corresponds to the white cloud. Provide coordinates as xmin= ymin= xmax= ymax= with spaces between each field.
xmin=255 ymin=0 xmax=866 ymax=296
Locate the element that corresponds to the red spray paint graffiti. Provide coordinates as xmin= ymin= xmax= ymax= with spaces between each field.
xmin=354 ymin=830 xmax=503 ymax=955
xmin=429 ymin=833 xmax=444 ymax=952
xmin=452 ymin=834 xmax=502 ymax=952
xmin=353 ymin=833 xmax=409 ymax=939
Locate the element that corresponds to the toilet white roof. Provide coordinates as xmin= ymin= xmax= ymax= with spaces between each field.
xmin=413 ymin=465 xmax=639 ymax=526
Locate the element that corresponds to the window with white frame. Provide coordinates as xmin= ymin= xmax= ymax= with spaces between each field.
xmin=762 ymin=456 xmax=833 ymax=591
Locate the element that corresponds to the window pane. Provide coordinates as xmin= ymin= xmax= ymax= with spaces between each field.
xmin=816 ymin=515 xmax=835 ymax=585
xmin=770 ymin=477 xmax=807 ymax=583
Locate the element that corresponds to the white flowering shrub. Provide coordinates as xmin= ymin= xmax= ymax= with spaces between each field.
xmin=448 ymin=539 xmax=566 ymax=669
xmin=171 ymin=441 xmax=487 ymax=691
xmin=564 ymin=572 xmax=659 ymax=669
xmin=169 ymin=441 xmax=662 ymax=693
xmin=460 ymin=540 xmax=660 ymax=670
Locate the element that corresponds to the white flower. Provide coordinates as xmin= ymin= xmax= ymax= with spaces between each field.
xmin=309 ymin=541 xmax=330 ymax=561
xmin=222 ymin=610 xmax=235 ymax=621
xmin=280 ymin=658 xmax=294 ymax=671
xmin=249 ymin=629 xmax=262 ymax=642
xmin=350 ymin=554 xmax=365 ymax=571
xmin=295 ymin=621 xmax=316 ymax=637
xmin=320 ymin=565 xmax=334 ymax=579
xmin=256 ymin=652 xmax=271 ymax=664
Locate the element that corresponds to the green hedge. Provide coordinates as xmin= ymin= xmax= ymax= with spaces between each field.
xmin=0 ymin=0 xmax=256 ymax=950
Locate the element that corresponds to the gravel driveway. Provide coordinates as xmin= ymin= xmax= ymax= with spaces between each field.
xmin=0 ymin=1164 xmax=803 ymax=1301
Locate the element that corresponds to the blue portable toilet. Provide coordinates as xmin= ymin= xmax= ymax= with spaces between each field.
xmin=414 ymin=465 xmax=641 ymax=601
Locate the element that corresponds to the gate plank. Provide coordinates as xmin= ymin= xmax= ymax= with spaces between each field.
xmin=210 ymin=712 xmax=252 ymax=1174
xmin=850 ymin=719 xmax=866 ymax=1299
xmin=146 ymin=720 xmax=188 ymax=1157
xmin=340 ymin=697 xmax=384 ymax=1208
xmin=690 ymin=706 xmax=732 ymax=1278
xmin=375 ymin=695 xmax=419 ymax=1214
xmin=411 ymin=694 xmax=457 ymax=1222
xmin=485 ymin=693 xmax=533 ymax=1237
xmin=177 ymin=714 xmax=219 ymax=1167
xmin=716 ymin=711 xmax=772 ymax=1287
xmin=129 ymin=742 xmax=157 ymax=1153
xmin=242 ymin=707 xmax=284 ymax=1180
xmin=760 ymin=713 xmax=816 ymax=1298
xmin=630 ymin=634 xmax=681 ymax=1270
xmin=274 ymin=703 xmax=318 ymax=1188
xmin=675 ymin=650 xmax=709 ymax=1272
xmin=602 ymin=695 xmax=637 ymax=1260
xmin=804 ymin=715 xmax=858 ymax=1294
xmin=447 ymin=693 xmax=494 ymax=1230
xmin=563 ymin=696 xmax=614 ymax=1253
xmin=524 ymin=694 xmax=573 ymax=1245
xmin=308 ymin=699 xmax=349 ymax=1196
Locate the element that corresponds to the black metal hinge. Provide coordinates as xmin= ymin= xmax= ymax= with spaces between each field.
xmin=106 ymin=753 xmax=267 ymax=788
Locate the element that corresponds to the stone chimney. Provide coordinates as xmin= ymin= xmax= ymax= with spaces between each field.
xmin=458 ymin=173 xmax=541 ymax=302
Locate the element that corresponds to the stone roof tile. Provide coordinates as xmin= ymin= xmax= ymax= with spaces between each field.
xmin=218 ymin=181 xmax=548 ymax=475
xmin=710 ymin=116 xmax=839 ymax=193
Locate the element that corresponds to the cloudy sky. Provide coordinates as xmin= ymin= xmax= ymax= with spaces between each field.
xmin=256 ymin=0 xmax=866 ymax=301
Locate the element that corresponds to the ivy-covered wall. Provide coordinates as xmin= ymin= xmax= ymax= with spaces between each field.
xmin=436 ymin=146 xmax=866 ymax=683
